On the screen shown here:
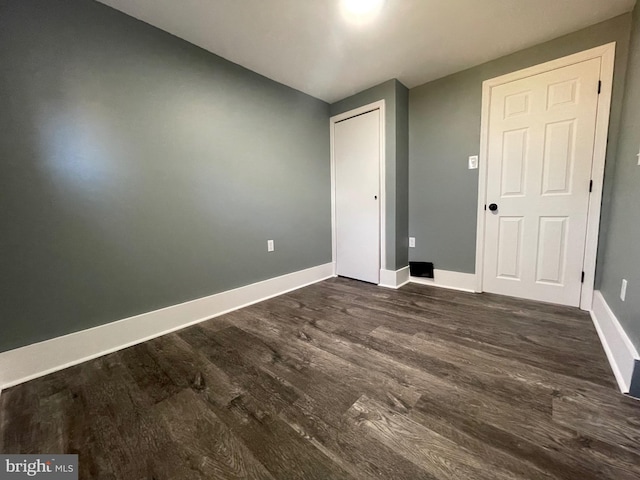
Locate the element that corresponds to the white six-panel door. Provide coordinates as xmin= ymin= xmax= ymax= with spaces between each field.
xmin=482 ymin=58 xmax=601 ymax=307
xmin=334 ymin=109 xmax=381 ymax=284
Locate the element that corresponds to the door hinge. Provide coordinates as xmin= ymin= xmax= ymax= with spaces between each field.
xmin=589 ymin=180 xmax=593 ymax=192
xmin=484 ymin=204 xmax=487 ymax=211
xmin=581 ymin=271 xmax=585 ymax=283
xmin=598 ymin=80 xmax=602 ymax=94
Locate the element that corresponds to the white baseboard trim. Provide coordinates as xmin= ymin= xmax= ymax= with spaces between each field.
xmin=590 ymin=290 xmax=639 ymax=394
xmin=379 ymin=266 xmax=411 ymax=289
xmin=410 ymin=269 xmax=477 ymax=293
xmin=0 ymin=263 xmax=334 ymax=390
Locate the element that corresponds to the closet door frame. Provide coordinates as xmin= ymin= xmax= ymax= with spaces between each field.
xmin=330 ymin=100 xmax=386 ymax=280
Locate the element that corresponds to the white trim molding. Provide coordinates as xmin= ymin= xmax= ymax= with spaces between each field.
xmin=330 ymin=100 xmax=387 ymax=279
xmin=411 ymin=269 xmax=477 ymax=293
xmin=0 ymin=263 xmax=334 ymax=390
xmin=590 ymin=290 xmax=640 ymax=394
xmin=475 ymin=42 xmax=616 ymax=310
xmin=379 ymin=266 xmax=410 ymax=289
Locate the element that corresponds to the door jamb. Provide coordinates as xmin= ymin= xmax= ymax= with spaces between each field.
xmin=330 ymin=100 xmax=386 ymax=282
xmin=475 ymin=42 xmax=616 ymax=310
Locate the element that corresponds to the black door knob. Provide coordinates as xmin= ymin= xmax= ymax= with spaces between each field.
xmin=488 ymin=203 xmax=498 ymax=212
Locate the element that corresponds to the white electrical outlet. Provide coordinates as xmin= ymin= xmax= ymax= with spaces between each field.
xmin=409 ymin=237 xmax=416 ymax=248
xmin=468 ymin=155 xmax=479 ymax=170
xmin=267 ymin=240 xmax=274 ymax=252
xmin=621 ymin=279 xmax=628 ymax=301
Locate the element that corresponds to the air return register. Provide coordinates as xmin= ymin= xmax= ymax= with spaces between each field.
xmin=409 ymin=262 xmax=434 ymax=278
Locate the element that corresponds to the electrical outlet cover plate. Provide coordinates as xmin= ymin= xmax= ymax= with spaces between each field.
xmin=468 ymin=155 xmax=479 ymax=169
xmin=621 ymin=279 xmax=628 ymax=301
xmin=409 ymin=237 xmax=416 ymax=248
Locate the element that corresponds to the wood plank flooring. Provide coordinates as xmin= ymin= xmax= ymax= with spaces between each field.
xmin=2 ymin=277 xmax=640 ymax=479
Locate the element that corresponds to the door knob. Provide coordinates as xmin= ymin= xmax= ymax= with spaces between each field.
xmin=374 ymin=195 xmax=378 ymax=200
xmin=488 ymin=203 xmax=498 ymax=212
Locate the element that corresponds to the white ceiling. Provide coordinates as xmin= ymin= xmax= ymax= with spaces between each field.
xmin=98 ymin=0 xmax=636 ymax=103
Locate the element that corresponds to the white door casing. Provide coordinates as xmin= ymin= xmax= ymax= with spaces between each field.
xmin=333 ymin=108 xmax=381 ymax=284
xmin=476 ymin=43 xmax=615 ymax=309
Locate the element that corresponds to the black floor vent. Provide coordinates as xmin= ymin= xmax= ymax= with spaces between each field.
xmin=409 ymin=262 xmax=434 ymax=278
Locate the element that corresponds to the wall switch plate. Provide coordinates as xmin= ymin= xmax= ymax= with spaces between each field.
xmin=637 ymin=148 xmax=640 ymax=166
xmin=621 ymin=279 xmax=628 ymax=301
xmin=468 ymin=155 xmax=479 ymax=169
xmin=409 ymin=237 xmax=416 ymax=248
xmin=267 ymin=240 xmax=274 ymax=252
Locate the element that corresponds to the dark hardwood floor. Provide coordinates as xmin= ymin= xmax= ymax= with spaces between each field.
xmin=2 ymin=277 xmax=640 ymax=479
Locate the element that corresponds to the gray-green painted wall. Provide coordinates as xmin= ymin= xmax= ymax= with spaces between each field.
xmin=409 ymin=14 xmax=632 ymax=274
xmin=330 ymin=79 xmax=409 ymax=271
xmin=599 ymin=5 xmax=640 ymax=349
xmin=395 ymin=83 xmax=410 ymax=268
xmin=0 ymin=0 xmax=331 ymax=352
